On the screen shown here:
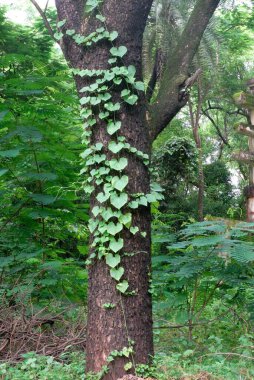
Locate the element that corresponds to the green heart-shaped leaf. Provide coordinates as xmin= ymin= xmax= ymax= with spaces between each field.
xmin=109 ymin=31 xmax=118 ymax=41
xmin=97 ymin=192 xmax=110 ymax=204
xmin=110 ymin=267 xmax=124 ymax=281
xmin=139 ymin=196 xmax=148 ymax=206
xmin=104 ymin=102 xmax=121 ymax=112
xmin=99 ymin=93 xmax=111 ymax=102
xmin=134 ymin=81 xmax=145 ymax=91
xmin=66 ymin=29 xmax=75 ymax=36
xmin=113 ymin=77 xmax=122 ymax=85
xmin=88 ymin=219 xmax=99 ymax=233
xmin=112 ymin=175 xmax=129 ymax=192
xmin=98 ymin=222 xmax=107 ymax=234
xmin=116 ymin=280 xmax=129 ymax=293
xmin=96 ymin=14 xmax=105 ymax=22
xmin=110 ymin=45 xmax=128 ymax=58
xmin=101 ymin=207 xmax=115 ymax=221
xmin=109 ymin=238 xmax=124 ymax=253
xmin=92 ymin=206 xmax=101 ymax=217
xmin=80 ymin=108 xmax=92 ymax=119
xmin=104 ymin=183 xmax=113 ymax=194
xmin=90 ymin=97 xmax=101 ymax=106
xmin=107 ymin=121 xmax=121 ymax=135
xmin=94 ymin=154 xmax=106 ymax=163
xmin=128 ymin=201 xmax=139 ymax=209
xmin=80 ymin=97 xmax=91 ymax=105
xmin=109 ymin=158 xmax=128 ymax=171
xmin=128 ymin=65 xmax=136 ymax=76
xmin=106 ymin=222 xmax=123 ymax=236
xmin=121 ymin=89 xmax=131 ymax=97
xmin=108 ymin=57 xmax=117 ymax=65
xmin=106 ymin=253 xmax=121 ymax=268
xmin=130 ymin=226 xmax=139 ymax=235
xmin=108 ymin=141 xmax=124 ymax=154
xmin=99 ymin=111 xmax=109 ymax=119
xmin=54 ymin=31 xmax=63 ymax=40
xmin=124 ymin=94 xmax=138 ymax=105
xmin=110 ymin=192 xmax=128 ymax=210
xmin=119 ymin=213 xmax=132 ymax=227
xmin=57 ymin=19 xmax=67 ymax=28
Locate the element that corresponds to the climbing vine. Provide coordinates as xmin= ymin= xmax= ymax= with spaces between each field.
xmin=54 ymin=0 xmax=163 ymax=296
xmin=53 ymin=0 xmax=163 ymax=376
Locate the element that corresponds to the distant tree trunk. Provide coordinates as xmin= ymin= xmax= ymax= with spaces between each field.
xmin=188 ymin=82 xmax=204 ymax=222
xmin=197 ymin=149 xmax=205 ymax=221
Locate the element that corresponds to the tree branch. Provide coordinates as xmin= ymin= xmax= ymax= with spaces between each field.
xmin=44 ymin=0 xmax=49 ymax=12
xmin=149 ymin=0 xmax=221 ymax=142
xmin=232 ymin=151 xmax=254 ymax=164
xmin=203 ymin=103 xmax=247 ymax=117
xmin=29 ymin=0 xmax=58 ymax=43
xmin=202 ymin=108 xmax=230 ymax=146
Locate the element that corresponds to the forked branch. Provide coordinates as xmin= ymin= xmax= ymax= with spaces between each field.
xmin=29 ymin=0 xmax=58 ymax=42
xmin=149 ymin=0 xmax=221 ymax=142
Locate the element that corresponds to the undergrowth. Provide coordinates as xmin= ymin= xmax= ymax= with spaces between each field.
xmin=1 ymin=349 xmax=254 ymax=380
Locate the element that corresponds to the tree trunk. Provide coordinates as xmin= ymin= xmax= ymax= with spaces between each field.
xmin=49 ymin=0 xmax=221 ymax=377
xmin=188 ymin=95 xmax=204 ymax=221
xmin=55 ymin=1 xmax=153 ymax=378
xmin=197 ymin=148 xmax=204 ymax=221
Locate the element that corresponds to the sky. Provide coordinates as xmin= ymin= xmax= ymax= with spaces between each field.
xmin=0 ymin=0 xmax=55 ymax=24
xmin=0 ymin=0 xmax=253 ymax=25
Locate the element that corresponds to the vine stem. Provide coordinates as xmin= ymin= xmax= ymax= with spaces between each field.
xmin=119 ymin=294 xmax=137 ymax=374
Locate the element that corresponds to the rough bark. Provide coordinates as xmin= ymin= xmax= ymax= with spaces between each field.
xmin=146 ymin=48 xmax=164 ymax=103
xmin=237 ymin=124 xmax=254 ymax=138
xmin=55 ymin=1 xmax=153 ymax=379
xmin=232 ymin=152 xmax=254 ymax=164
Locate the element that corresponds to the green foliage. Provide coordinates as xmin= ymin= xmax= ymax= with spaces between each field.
xmin=152 ymin=136 xmax=198 ymax=214
xmin=203 ymin=161 xmax=233 ymax=216
xmin=1 ymin=347 xmax=254 ymax=380
xmin=153 ymin=136 xmax=235 ymax=218
xmin=152 ymin=218 xmax=254 ymax=357
xmin=0 ymin=353 xmax=86 ymax=380
xmin=0 ymin=8 xmax=88 ymax=306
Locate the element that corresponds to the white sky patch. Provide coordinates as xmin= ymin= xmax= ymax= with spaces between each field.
xmin=0 ymin=0 xmax=55 ymax=24
xmin=2 ymin=0 xmax=253 ymax=25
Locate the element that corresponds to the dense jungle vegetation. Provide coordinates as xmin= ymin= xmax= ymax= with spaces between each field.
xmin=0 ymin=0 xmax=254 ymax=379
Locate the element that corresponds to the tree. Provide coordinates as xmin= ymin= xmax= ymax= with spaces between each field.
xmin=30 ymin=0 xmax=221 ymax=378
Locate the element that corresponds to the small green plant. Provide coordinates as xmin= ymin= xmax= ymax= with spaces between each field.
xmin=0 ymin=352 xmax=85 ymax=380
xmin=103 ymin=303 xmax=116 ymax=309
